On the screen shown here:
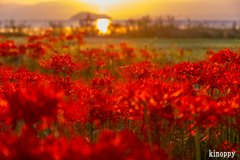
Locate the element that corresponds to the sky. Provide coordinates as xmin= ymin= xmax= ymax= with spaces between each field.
xmin=0 ymin=0 xmax=58 ymax=4
xmin=0 ymin=0 xmax=240 ymax=20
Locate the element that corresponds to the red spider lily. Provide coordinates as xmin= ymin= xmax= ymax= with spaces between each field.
xmin=0 ymin=134 xmax=67 ymax=160
xmin=139 ymin=49 xmax=152 ymax=59
xmin=62 ymin=136 xmax=91 ymax=160
xmin=107 ymin=51 xmax=120 ymax=61
xmin=63 ymin=100 xmax=89 ymax=124
xmin=27 ymin=43 xmax=46 ymax=58
xmin=66 ymin=35 xmax=75 ymax=41
xmin=59 ymin=32 xmax=67 ymax=41
xmin=0 ymin=67 xmax=51 ymax=95
xmin=175 ymin=95 xmax=226 ymax=124
xmin=49 ymin=37 xmax=59 ymax=43
xmin=213 ymin=141 xmax=239 ymax=153
xmin=91 ymin=77 xmax=112 ymax=91
xmin=107 ymin=44 xmax=114 ymax=50
xmin=120 ymin=79 xmax=185 ymax=121
xmin=59 ymin=32 xmax=85 ymax=44
xmin=0 ymin=130 xmax=170 ymax=160
xmin=196 ymin=61 xmax=225 ymax=89
xmin=5 ymin=82 xmax=64 ymax=129
xmin=173 ymin=61 xmax=197 ymax=81
xmin=0 ymin=82 xmax=19 ymax=96
xmin=172 ymin=61 xmax=231 ymax=93
xmin=0 ymin=97 xmax=9 ymax=123
xmin=95 ymin=60 xmax=107 ymax=67
xmin=75 ymin=32 xmax=85 ymax=44
xmin=13 ymin=68 xmax=43 ymax=85
xmin=0 ymin=41 xmax=19 ymax=57
xmin=18 ymin=45 xmax=27 ymax=54
xmin=172 ymin=61 xmax=208 ymax=83
xmin=91 ymin=130 xmax=171 ymax=160
xmin=26 ymin=35 xmax=42 ymax=43
xmin=63 ymin=78 xmax=118 ymax=124
xmin=63 ymin=83 xmax=91 ymax=123
xmin=215 ymin=63 xmax=240 ymax=93
xmin=119 ymin=42 xmax=136 ymax=59
xmin=37 ymin=53 xmax=89 ymax=74
xmin=117 ymin=61 xmax=160 ymax=81
xmin=42 ymin=29 xmax=53 ymax=39
xmin=208 ymin=48 xmax=239 ymax=65
xmin=217 ymin=93 xmax=240 ymax=117
xmin=40 ymin=41 xmax=53 ymax=49
xmin=88 ymin=89 xmax=119 ymax=124
xmin=50 ymin=75 xmax=74 ymax=96
xmin=0 ymin=65 xmax=15 ymax=82
xmin=80 ymin=49 xmax=104 ymax=59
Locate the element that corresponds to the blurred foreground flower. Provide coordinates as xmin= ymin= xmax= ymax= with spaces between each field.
xmin=5 ymin=82 xmax=64 ymax=129
xmin=0 ymin=130 xmax=171 ymax=160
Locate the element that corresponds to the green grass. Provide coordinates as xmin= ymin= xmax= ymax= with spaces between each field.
xmin=84 ymin=37 xmax=240 ymax=62
xmin=85 ymin=37 xmax=240 ymax=51
xmin=10 ymin=37 xmax=240 ymax=63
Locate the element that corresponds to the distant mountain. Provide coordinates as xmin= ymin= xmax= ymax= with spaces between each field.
xmin=70 ymin=12 xmax=111 ymax=21
xmin=0 ymin=0 xmax=98 ymax=20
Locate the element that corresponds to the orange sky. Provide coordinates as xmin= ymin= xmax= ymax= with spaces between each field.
xmin=0 ymin=0 xmax=58 ymax=4
xmin=1 ymin=0 xmax=240 ymax=20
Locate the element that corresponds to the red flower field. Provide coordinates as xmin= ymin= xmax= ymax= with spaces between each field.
xmin=0 ymin=30 xmax=240 ymax=160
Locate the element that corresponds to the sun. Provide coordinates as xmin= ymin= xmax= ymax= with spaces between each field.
xmin=95 ymin=0 xmax=113 ymax=6
xmin=96 ymin=18 xmax=110 ymax=34
xmin=80 ymin=0 xmax=127 ymax=6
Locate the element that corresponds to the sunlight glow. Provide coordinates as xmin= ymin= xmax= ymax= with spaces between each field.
xmin=80 ymin=0 xmax=128 ymax=6
xmin=79 ymin=0 xmax=129 ymax=13
xmin=96 ymin=19 xmax=110 ymax=34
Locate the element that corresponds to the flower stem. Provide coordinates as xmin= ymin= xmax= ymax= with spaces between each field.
xmin=195 ymin=126 xmax=201 ymax=160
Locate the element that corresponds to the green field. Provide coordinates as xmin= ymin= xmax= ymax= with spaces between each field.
xmin=85 ymin=38 xmax=240 ymax=62
xmin=85 ymin=37 xmax=240 ymax=51
xmin=11 ymin=37 xmax=240 ymax=63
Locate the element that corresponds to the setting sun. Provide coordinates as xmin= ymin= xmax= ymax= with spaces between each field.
xmin=96 ymin=18 xmax=110 ymax=34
